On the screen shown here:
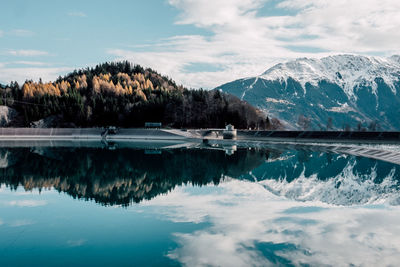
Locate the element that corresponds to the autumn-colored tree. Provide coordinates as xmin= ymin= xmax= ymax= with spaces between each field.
xmin=1 ymin=61 xmax=278 ymax=129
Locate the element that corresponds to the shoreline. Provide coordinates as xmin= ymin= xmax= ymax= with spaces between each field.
xmin=0 ymin=128 xmax=399 ymax=144
xmin=0 ymin=133 xmax=399 ymax=165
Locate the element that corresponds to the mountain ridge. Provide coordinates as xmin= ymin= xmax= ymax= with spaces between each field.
xmin=217 ymin=54 xmax=400 ymax=130
xmin=260 ymin=54 xmax=400 ymax=99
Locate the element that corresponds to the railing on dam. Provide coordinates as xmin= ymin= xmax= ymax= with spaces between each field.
xmin=237 ymin=130 xmax=400 ymax=142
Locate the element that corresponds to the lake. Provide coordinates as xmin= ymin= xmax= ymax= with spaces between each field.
xmin=0 ymin=141 xmax=400 ymax=266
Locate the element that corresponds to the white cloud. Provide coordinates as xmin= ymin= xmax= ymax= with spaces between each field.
xmin=7 ymin=200 xmax=47 ymax=207
xmin=109 ymin=0 xmax=400 ymax=88
xmin=108 ymin=36 xmax=289 ymax=89
xmin=67 ymin=11 xmax=87 ymax=18
xmin=276 ymin=0 xmax=400 ymax=53
xmin=10 ymin=29 xmax=35 ymax=37
xmin=9 ymin=219 xmax=35 ymax=227
xmin=12 ymin=61 xmax=50 ymax=66
xmin=7 ymin=49 xmax=49 ymax=57
xmin=0 ymin=64 xmax=71 ymax=84
xmin=169 ymin=0 xmax=266 ymax=27
xmin=0 ymin=30 xmax=3 ymax=37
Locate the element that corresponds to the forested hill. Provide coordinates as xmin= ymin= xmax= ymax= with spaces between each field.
xmin=0 ymin=61 xmax=281 ymax=129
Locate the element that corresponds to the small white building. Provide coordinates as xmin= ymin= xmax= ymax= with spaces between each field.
xmin=223 ymin=124 xmax=237 ymax=139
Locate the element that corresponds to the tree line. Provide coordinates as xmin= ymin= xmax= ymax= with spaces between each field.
xmin=297 ymin=114 xmax=382 ymax=131
xmin=0 ymin=61 xmax=281 ymax=129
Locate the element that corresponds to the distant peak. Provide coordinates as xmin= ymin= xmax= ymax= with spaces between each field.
xmin=260 ymin=54 xmax=400 ymax=99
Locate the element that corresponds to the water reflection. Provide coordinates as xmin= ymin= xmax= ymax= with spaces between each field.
xmin=0 ymin=146 xmax=264 ymax=206
xmin=148 ymin=181 xmax=400 ymax=266
xmin=1 ymin=144 xmax=400 ymax=266
xmin=1 ymin=145 xmax=400 ymax=206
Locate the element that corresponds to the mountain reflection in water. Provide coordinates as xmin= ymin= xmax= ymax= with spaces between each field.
xmin=1 ymin=145 xmax=399 ymax=206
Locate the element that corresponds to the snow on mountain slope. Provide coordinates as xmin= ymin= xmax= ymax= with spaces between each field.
xmin=216 ymin=54 xmax=400 ymax=130
xmin=261 ymin=55 xmax=400 ymax=99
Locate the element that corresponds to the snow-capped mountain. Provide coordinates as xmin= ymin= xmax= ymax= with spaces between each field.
xmin=216 ymin=55 xmax=400 ymax=130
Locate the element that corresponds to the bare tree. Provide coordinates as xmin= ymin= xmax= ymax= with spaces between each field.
xmin=298 ymin=115 xmax=311 ymax=130
xmin=356 ymin=121 xmax=362 ymax=131
xmin=326 ymin=117 xmax=333 ymax=131
xmin=368 ymin=120 xmax=377 ymax=131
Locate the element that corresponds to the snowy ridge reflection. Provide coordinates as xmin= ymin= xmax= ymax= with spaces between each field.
xmin=241 ymin=148 xmax=400 ymax=205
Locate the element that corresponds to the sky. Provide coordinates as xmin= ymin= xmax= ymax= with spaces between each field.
xmin=1 ymin=0 xmax=400 ymax=88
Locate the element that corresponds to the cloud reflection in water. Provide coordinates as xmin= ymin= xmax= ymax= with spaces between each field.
xmin=146 ymin=180 xmax=400 ymax=266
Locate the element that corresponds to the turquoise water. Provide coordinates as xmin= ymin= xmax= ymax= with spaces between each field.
xmin=1 ymin=143 xmax=400 ymax=266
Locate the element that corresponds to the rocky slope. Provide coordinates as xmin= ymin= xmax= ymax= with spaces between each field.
xmin=216 ymin=55 xmax=400 ymax=130
xmin=0 ymin=106 xmax=18 ymax=126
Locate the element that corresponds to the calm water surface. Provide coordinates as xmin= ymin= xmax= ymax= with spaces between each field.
xmin=1 ymin=142 xmax=400 ymax=266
